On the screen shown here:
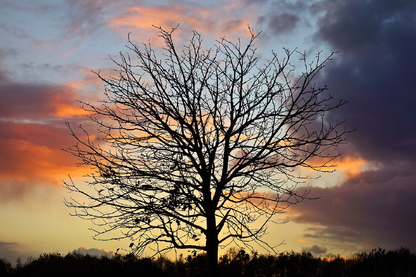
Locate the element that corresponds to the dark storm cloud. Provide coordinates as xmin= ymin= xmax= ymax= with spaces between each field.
xmin=293 ymin=0 xmax=416 ymax=251
xmin=315 ymin=0 xmax=416 ymax=164
xmin=253 ymin=0 xmax=416 ymax=256
xmin=289 ymin=1 xmax=416 ymax=253
xmin=291 ymin=166 xmax=416 ymax=251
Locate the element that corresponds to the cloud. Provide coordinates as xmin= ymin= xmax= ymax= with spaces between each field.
xmin=0 ymin=79 xmax=94 ymax=200
xmin=267 ymin=13 xmax=299 ymax=34
xmin=71 ymin=247 xmax=114 ymax=258
xmin=0 ymin=242 xmax=19 ymax=262
xmin=302 ymin=244 xmax=327 ymax=255
xmin=0 ymin=70 xmax=7 ymax=84
xmin=0 ymin=83 xmax=89 ymax=120
xmin=0 ymin=241 xmax=32 ymax=264
xmin=252 ymin=0 xmax=416 ymax=257
xmin=63 ymin=0 xmax=111 ymax=38
xmin=0 ymin=244 xmax=115 ymax=265
xmin=290 ymin=165 xmax=416 ymax=252
xmin=290 ymin=2 xmax=416 ymax=255
xmin=257 ymin=10 xmax=300 ymax=35
xmin=314 ymin=0 xmax=416 ymax=165
xmin=0 ymin=49 xmax=12 ymax=84
xmin=0 ymin=121 xmax=81 ymax=183
xmin=255 ymin=0 xmax=318 ymax=37
xmin=332 ymin=155 xmax=364 ymax=171
xmin=107 ymin=3 xmax=255 ymax=43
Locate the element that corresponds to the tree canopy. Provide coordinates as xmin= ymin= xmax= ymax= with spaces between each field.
xmin=64 ymin=26 xmax=349 ymax=275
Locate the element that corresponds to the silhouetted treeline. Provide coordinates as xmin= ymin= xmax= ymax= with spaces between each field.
xmin=1 ymin=247 xmax=415 ymax=277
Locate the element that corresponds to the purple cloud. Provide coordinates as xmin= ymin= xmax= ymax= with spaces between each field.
xmin=293 ymin=1 xmax=416 ymax=254
xmin=315 ymin=0 xmax=416 ymax=164
xmin=292 ymin=165 xmax=416 ymax=251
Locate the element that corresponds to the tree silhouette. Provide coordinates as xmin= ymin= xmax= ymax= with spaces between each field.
xmin=64 ymin=26 xmax=349 ymax=276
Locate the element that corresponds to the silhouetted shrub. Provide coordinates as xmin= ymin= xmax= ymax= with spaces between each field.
xmin=12 ymin=253 xmax=63 ymax=277
xmin=348 ymin=247 xmax=416 ymax=277
xmin=322 ymin=255 xmax=348 ymax=277
xmin=0 ymin=258 xmax=13 ymax=276
xmin=245 ymin=252 xmax=278 ymax=276
xmin=218 ymin=248 xmax=250 ymax=277
xmin=2 ymin=247 xmax=416 ymax=277
xmin=185 ymin=252 xmax=208 ymax=277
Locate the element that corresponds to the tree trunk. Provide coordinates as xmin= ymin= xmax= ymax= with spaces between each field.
xmin=206 ymin=209 xmax=219 ymax=277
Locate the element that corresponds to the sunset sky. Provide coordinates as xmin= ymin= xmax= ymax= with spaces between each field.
xmin=1 ymin=0 xmax=416 ymax=263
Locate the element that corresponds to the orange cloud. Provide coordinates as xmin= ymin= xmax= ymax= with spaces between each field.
xmin=334 ymin=156 xmax=367 ymax=177
xmin=0 ymin=74 xmax=101 ymax=193
xmin=293 ymin=153 xmax=368 ymax=178
xmin=0 ymin=84 xmax=90 ymax=120
xmin=53 ymin=104 xmax=91 ymax=117
xmin=48 ymin=90 xmax=92 ymax=118
xmin=66 ymin=68 xmax=104 ymax=92
xmin=108 ymin=4 xmax=255 ymax=43
xmin=0 ymin=122 xmax=90 ymax=186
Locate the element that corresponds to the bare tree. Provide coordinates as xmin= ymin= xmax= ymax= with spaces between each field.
xmin=64 ymin=26 xmax=348 ymax=276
